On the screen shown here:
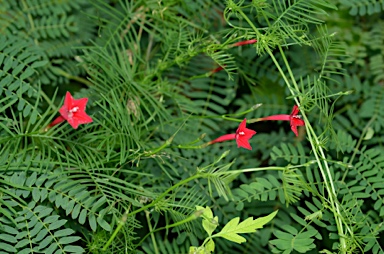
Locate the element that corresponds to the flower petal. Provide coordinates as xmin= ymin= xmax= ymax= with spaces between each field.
xmin=291 ymin=124 xmax=299 ymax=137
xmin=64 ymin=91 xmax=74 ymax=110
xmin=237 ymin=118 xmax=248 ymax=133
xmin=236 ymin=137 xmax=253 ymax=150
xmin=74 ymin=111 xmax=93 ymax=125
xmin=290 ymin=105 xmax=300 ymax=116
xmin=73 ymin=97 xmax=89 ymax=112
xmin=291 ymin=117 xmax=305 ymax=127
xmin=59 ymin=104 xmax=69 ymax=120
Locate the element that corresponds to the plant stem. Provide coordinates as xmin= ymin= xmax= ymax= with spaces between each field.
xmin=145 ymin=210 xmax=159 ymax=254
xmin=52 ymin=67 xmax=93 ymax=87
xmin=102 ymin=173 xmax=203 ymax=250
xmin=274 ymin=45 xmax=347 ymax=252
xmin=237 ymin=7 xmax=348 ymax=252
xmin=342 ymin=114 xmax=377 ymax=182
xmin=137 ymin=210 xmax=202 ymax=247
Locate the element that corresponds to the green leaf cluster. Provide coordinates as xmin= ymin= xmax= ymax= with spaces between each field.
xmin=1 ymin=0 xmax=384 ymax=253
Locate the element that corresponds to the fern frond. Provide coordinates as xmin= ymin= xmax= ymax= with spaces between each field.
xmin=267 ymin=0 xmax=337 ymax=45
xmin=339 ymin=0 xmax=384 ymax=16
xmin=30 ymin=15 xmax=79 ymax=39
xmin=270 ymin=142 xmax=309 ymax=165
xmin=369 ymin=54 xmax=384 ymax=83
xmin=359 ymin=86 xmax=384 ymax=132
xmin=312 ymin=25 xmax=349 ymax=83
xmin=270 ymin=218 xmax=320 ymax=253
xmin=22 ymin=0 xmax=88 ymax=16
xmin=0 ymin=171 xmax=86 ymax=254
xmin=0 ymin=36 xmax=47 ymax=119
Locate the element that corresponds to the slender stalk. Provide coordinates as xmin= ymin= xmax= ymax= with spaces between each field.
xmin=145 ymin=211 xmax=159 ymax=254
xmin=341 ymin=114 xmax=377 ymax=183
xmin=52 ymin=67 xmax=93 ymax=87
xmin=137 ymin=210 xmax=202 ymax=247
xmin=237 ymin=7 xmax=347 ymax=252
xmin=102 ymin=173 xmax=202 ymax=250
xmin=273 ymin=45 xmax=347 ymax=252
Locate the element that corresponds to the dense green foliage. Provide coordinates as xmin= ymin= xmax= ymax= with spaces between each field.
xmin=0 ymin=0 xmax=383 ymax=253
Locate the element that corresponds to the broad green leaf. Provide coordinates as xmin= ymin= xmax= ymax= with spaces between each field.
xmin=205 ymin=239 xmax=215 ymax=253
xmin=196 ymin=206 xmax=219 ymax=236
xmin=214 ymin=210 xmax=278 ymax=244
xmin=188 ymin=246 xmax=207 ymax=254
xmin=202 ymin=216 xmax=218 ymax=237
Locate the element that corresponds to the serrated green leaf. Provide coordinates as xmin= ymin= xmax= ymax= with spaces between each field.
xmin=202 ymin=216 xmax=218 ymax=237
xmin=205 ymin=239 xmax=215 ymax=253
xmin=215 ymin=210 xmax=278 ymax=244
xmin=197 ymin=206 xmax=218 ymax=237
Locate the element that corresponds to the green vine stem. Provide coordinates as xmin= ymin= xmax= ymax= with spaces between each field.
xmin=234 ymin=7 xmax=348 ymax=253
xmin=102 ymin=173 xmax=203 ymax=250
xmin=136 ymin=209 xmax=204 ymax=248
xmin=145 ymin=210 xmax=159 ymax=254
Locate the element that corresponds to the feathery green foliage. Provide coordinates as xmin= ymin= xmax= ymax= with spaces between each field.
xmin=1 ymin=0 xmax=384 ymax=253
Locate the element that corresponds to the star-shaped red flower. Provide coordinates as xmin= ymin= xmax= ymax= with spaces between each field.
xmin=48 ymin=91 xmax=93 ymax=129
xmin=208 ymin=118 xmax=257 ymax=150
xmin=257 ymin=105 xmax=305 ymax=136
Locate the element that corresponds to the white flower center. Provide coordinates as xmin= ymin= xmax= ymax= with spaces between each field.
xmin=68 ymin=107 xmax=79 ymax=118
xmin=239 ymin=131 xmax=245 ymax=136
xmin=70 ymin=107 xmax=79 ymax=113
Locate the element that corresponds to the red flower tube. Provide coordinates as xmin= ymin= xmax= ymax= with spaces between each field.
xmin=209 ymin=118 xmax=257 ymax=150
xmin=258 ymin=105 xmax=305 ymax=136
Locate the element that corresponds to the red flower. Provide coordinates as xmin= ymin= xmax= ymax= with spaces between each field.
xmin=232 ymin=39 xmax=257 ymax=47
xmin=258 ymin=105 xmax=305 ymax=136
xmin=48 ymin=91 xmax=93 ymax=129
xmin=208 ymin=119 xmax=257 ymax=150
